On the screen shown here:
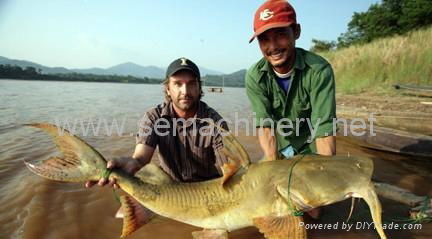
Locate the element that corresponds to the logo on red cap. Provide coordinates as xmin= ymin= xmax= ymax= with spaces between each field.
xmin=260 ymin=9 xmax=274 ymax=21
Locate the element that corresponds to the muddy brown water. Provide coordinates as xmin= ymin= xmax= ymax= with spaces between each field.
xmin=1 ymin=80 xmax=431 ymax=238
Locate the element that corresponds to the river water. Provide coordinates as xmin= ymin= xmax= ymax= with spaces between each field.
xmin=0 ymin=79 xmax=430 ymax=239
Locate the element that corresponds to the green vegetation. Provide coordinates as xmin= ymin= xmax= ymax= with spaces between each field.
xmin=0 ymin=64 xmax=163 ymax=84
xmin=337 ymin=0 xmax=432 ymax=48
xmin=311 ymin=0 xmax=432 ymax=51
xmin=310 ymin=39 xmax=336 ymax=52
xmin=309 ymin=0 xmax=432 ymax=94
xmin=321 ymin=27 xmax=432 ymax=94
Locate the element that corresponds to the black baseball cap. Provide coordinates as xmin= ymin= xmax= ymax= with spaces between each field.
xmin=166 ymin=57 xmax=201 ymax=79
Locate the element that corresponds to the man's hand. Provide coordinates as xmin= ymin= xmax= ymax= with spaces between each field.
xmin=85 ymin=144 xmax=155 ymax=189
xmin=85 ymin=157 xmax=142 ymax=189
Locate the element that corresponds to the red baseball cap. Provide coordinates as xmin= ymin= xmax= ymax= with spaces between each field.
xmin=249 ymin=0 xmax=297 ymax=43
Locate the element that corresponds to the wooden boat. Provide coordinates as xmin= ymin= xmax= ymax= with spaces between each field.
xmin=337 ymin=121 xmax=432 ymax=158
xmin=393 ymin=84 xmax=432 ymax=97
xmin=393 ymin=84 xmax=432 ymax=92
xmin=207 ymin=87 xmax=223 ymax=93
xmin=337 ymin=106 xmax=432 ymax=136
xmin=206 ymin=76 xmax=224 ymax=93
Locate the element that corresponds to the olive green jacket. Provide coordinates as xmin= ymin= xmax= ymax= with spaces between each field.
xmin=245 ymin=48 xmax=336 ymax=154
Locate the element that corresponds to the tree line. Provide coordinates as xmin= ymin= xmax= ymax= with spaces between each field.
xmin=310 ymin=0 xmax=432 ymax=52
xmin=0 ymin=64 xmax=248 ymax=87
xmin=0 ymin=64 xmax=163 ymax=84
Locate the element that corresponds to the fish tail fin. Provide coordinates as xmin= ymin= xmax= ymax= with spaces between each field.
xmin=360 ymin=182 xmax=387 ymax=239
xmin=25 ymin=123 xmax=107 ymax=182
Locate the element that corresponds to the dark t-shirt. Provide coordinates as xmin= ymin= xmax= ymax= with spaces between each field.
xmin=275 ymin=74 xmax=292 ymax=94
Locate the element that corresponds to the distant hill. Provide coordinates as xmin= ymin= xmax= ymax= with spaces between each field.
xmin=203 ymin=69 xmax=246 ymax=87
xmin=0 ymin=56 xmax=71 ymax=74
xmin=200 ymin=67 xmax=223 ymax=76
xmin=72 ymin=62 xmax=165 ymax=78
xmin=0 ymin=56 xmax=223 ymax=79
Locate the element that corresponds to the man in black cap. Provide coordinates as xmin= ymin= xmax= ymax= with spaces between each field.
xmin=87 ymin=57 xmax=228 ymax=186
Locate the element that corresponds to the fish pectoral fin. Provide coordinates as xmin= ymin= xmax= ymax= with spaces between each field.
xmin=253 ymin=215 xmax=307 ymax=239
xmin=119 ymin=195 xmax=155 ymax=238
xmin=191 ymin=229 xmax=228 ymax=239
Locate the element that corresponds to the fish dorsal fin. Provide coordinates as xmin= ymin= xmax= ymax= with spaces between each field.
xmin=219 ymin=131 xmax=251 ymax=185
xmin=220 ymin=149 xmax=242 ymax=185
xmin=252 ymin=215 xmax=307 ymax=239
xmin=119 ymin=195 xmax=155 ymax=238
xmin=194 ymin=118 xmax=250 ymax=185
xmin=193 ymin=117 xmax=251 ymax=166
xmin=221 ymin=130 xmax=250 ymax=168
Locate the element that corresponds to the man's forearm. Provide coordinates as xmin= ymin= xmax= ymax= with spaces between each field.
xmin=133 ymin=143 xmax=155 ymax=167
xmin=316 ymin=136 xmax=336 ymax=156
xmin=258 ymin=127 xmax=277 ymax=160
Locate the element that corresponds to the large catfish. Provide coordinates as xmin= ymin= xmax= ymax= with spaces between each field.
xmin=25 ymin=123 xmax=387 ymax=239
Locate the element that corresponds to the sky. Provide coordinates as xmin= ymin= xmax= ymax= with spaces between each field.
xmin=0 ymin=0 xmax=380 ymax=74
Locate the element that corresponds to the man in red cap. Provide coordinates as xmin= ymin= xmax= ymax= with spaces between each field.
xmin=247 ymin=0 xmax=336 ymax=159
xmin=246 ymin=0 xmax=336 ymax=216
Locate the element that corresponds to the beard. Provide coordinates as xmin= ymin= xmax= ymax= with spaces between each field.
xmin=172 ymin=96 xmax=198 ymax=111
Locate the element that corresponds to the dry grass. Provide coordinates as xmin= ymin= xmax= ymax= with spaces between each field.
xmin=320 ymin=27 xmax=432 ymax=94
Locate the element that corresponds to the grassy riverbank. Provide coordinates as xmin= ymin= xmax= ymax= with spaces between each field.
xmin=321 ymin=27 xmax=432 ymax=94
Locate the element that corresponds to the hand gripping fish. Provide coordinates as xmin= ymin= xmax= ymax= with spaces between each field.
xmin=25 ymin=123 xmax=387 ymax=239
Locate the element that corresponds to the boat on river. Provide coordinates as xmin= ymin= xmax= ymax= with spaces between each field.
xmin=206 ymin=76 xmax=224 ymax=93
xmin=337 ymin=106 xmax=432 ymax=136
xmin=393 ymin=84 xmax=432 ymax=97
xmin=337 ymin=121 xmax=432 ymax=158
